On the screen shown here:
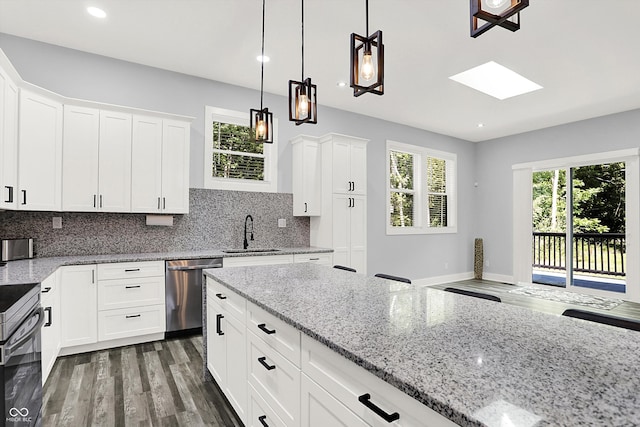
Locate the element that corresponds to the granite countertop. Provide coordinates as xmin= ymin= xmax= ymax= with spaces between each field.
xmin=0 ymin=247 xmax=332 ymax=286
xmin=204 ymin=263 xmax=640 ymax=427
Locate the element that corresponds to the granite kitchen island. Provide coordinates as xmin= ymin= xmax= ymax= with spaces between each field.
xmin=203 ymin=263 xmax=640 ymax=427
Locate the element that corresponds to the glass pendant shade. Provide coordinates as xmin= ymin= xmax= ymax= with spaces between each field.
xmin=470 ymin=0 xmax=529 ymax=38
xmin=350 ymin=30 xmax=384 ymax=97
xmin=288 ymin=78 xmax=317 ymax=125
xmin=250 ymin=108 xmax=273 ymax=143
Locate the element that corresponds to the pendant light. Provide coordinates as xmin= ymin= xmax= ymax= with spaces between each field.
xmin=350 ymin=0 xmax=384 ymax=97
xmin=250 ymin=0 xmax=274 ymax=143
xmin=288 ymin=0 xmax=317 ymax=125
xmin=470 ymin=0 xmax=529 ymax=38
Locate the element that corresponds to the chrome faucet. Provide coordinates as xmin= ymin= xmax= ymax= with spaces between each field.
xmin=243 ymin=215 xmax=254 ymax=249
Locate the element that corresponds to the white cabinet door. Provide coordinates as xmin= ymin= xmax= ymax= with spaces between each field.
xmin=131 ymin=115 xmax=163 ymax=213
xmin=349 ymin=142 xmax=367 ymax=195
xmin=18 ymin=89 xmax=63 ymax=211
xmin=301 ymin=374 xmax=368 ymax=427
xmin=41 ymin=272 xmax=60 ymax=385
xmin=60 ymin=265 xmax=97 ymax=348
xmin=62 ymin=105 xmax=100 ymax=211
xmin=292 ymin=138 xmax=321 ymax=216
xmin=331 ymin=140 xmax=352 ymax=194
xmin=207 ymin=300 xmax=226 ymax=387
xmin=332 ymin=194 xmax=351 ymax=269
xmin=98 ymin=110 xmax=132 ymax=212
xmin=0 ymin=68 xmax=18 ymax=210
xmin=161 ymin=119 xmax=190 ymax=213
xmin=349 ymin=195 xmax=367 ymax=274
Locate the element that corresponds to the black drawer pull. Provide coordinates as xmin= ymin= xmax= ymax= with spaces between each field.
xmin=216 ymin=314 xmax=224 ymax=335
xmin=258 ymin=415 xmax=269 ymax=427
xmin=125 ymin=285 xmax=141 ymax=289
xmin=258 ymin=356 xmax=276 ymax=371
xmin=309 ymin=257 xmax=320 ymax=261
xmin=216 ymin=293 xmax=227 ymax=300
xmin=126 ymin=314 xmax=141 ymax=319
xmin=257 ymin=323 xmax=276 ymax=335
xmin=44 ymin=307 xmax=52 ymax=327
xmin=124 ymin=268 xmax=140 ymax=272
xmin=42 ymin=287 xmax=52 ymax=293
xmin=5 ymin=186 xmax=13 ymax=203
xmin=358 ymin=393 xmax=400 ymax=422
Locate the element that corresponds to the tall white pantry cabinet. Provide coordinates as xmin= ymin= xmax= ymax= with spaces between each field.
xmin=293 ymin=133 xmax=368 ymax=274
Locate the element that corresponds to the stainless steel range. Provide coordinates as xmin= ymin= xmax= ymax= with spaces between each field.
xmin=0 ymin=283 xmax=43 ymax=427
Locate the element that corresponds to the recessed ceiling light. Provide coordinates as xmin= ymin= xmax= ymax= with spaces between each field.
xmin=256 ymin=55 xmax=270 ymax=63
xmin=449 ymin=61 xmax=542 ymax=100
xmin=337 ymin=81 xmax=347 ymax=88
xmin=87 ymin=6 xmax=107 ymax=18
xmin=477 ymin=123 xmax=484 ymax=128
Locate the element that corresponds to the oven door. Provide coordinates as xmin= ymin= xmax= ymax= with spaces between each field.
xmin=1 ymin=306 xmax=44 ymax=427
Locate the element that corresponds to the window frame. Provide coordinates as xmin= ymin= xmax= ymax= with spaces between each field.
xmin=386 ymin=140 xmax=457 ymax=235
xmin=203 ymin=106 xmax=278 ymax=192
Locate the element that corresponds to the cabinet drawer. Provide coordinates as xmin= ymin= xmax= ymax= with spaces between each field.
xmin=247 ymin=301 xmax=301 ymax=367
xmin=293 ymin=253 xmax=333 ymax=265
xmin=223 ymin=254 xmax=294 ymax=267
xmin=98 ymin=304 xmax=165 ymax=341
xmin=98 ymin=276 xmax=164 ymax=310
xmin=248 ymin=383 xmax=287 ymax=427
xmin=301 ymin=373 xmax=368 ymax=427
xmin=248 ymin=331 xmax=300 ymax=427
xmin=206 ymin=277 xmax=246 ymax=322
xmin=97 ymin=261 xmax=164 ymax=280
xmin=301 ymin=335 xmax=458 ymax=427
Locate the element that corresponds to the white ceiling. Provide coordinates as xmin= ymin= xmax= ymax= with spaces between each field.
xmin=1 ymin=0 xmax=639 ymax=142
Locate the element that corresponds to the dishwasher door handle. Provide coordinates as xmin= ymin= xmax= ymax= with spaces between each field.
xmin=166 ymin=264 xmax=222 ymax=271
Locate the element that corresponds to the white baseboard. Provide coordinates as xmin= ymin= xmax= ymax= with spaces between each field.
xmin=482 ymin=272 xmax=514 ymax=284
xmin=414 ymin=272 xmax=473 ymax=287
xmin=58 ymin=332 xmax=165 ymax=357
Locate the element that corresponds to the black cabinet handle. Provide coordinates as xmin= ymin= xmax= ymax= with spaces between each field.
xmin=125 ymin=285 xmax=141 ymax=289
xmin=258 ymin=415 xmax=269 ymax=427
xmin=309 ymin=257 xmax=320 ymax=261
xmin=163 ymin=197 xmax=166 ymax=209
xmin=99 ymin=194 xmax=103 ymax=208
xmin=44 ymin=307 xmax=52 ymax=327
xmin=158 ymin=197 xmax=161 ymax=210
xmin=304 ymin=202 xmax=307 ymax=213
xmin=216 ymin=314 xmax=224 ymax=335
xmin=126 ymin=314 xmax=141 ymax=319
xmin=258 ymin=356 xmax=276 ymax=371
xmin=21 ymin=189 xmax=26 ymax=205
xmin=94 ymin=194 xmax=97 ymax=208
xmin=358 ymin=393 xmax=399 ymax=422
xmin=257 ymin=323 xmax=276 ymax=335
xmin=216 ymin=293 xmax=227 ymax=300
xmin=5 ymin=186 xmax=13 ymax=203
xmin=348 ymin=198 xmax=352 ymax=208
xmin=125 ymin=268 xmax=140 ymax=272
xmin=42 ymin=287 xmax=52 ymax=293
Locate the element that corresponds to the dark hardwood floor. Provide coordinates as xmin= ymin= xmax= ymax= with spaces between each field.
xmin=42 ymin=335 xmax=242 ymax=427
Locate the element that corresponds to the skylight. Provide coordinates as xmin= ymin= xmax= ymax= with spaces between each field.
xmin=449 ymin=61 xmax=542 ymax=100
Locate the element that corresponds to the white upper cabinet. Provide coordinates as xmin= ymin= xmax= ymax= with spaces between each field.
xmin=18 ymin=89 xmax=63 ymax=211
xmin=131 ymin=116 xmax=190 ymax=214
xmin=98 ymin=110 xmax=132 ymax=212
xmin=62 ymin=107 xmax=133 ymax=212
xmin=292 ymin=136 xmax=321 ymax=216
xmin=325 ymin=134 xmax=367 ymax=195
xmin=0 ymin=65 xmax=19 ymax=210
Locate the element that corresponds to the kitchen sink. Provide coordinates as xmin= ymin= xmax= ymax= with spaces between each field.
xmin=222 ymin=248 xmax=281 ymax=254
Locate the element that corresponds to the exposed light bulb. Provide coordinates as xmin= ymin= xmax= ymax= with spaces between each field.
xmin=485 ymin=0 xmax=508 ymax=9
xmin=298 ymin=93 xmax=309 ymax=117
xmin=256 ymin=119 xmax=266 ymax=139
xmin=361 ymin=52 xmax=375 ymax=82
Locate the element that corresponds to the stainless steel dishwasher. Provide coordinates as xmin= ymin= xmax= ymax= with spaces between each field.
xmin=165 ymin=258 xmax=222 ymax=336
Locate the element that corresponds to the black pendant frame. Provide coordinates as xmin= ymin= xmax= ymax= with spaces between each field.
xmin=350 ymin=30 xmax=384 ymax=97
xmin=288 ymin=78 xmax=317 ymax=125
xmin=470 ymin=0 xmax=529 ymax=38
xmin=250 ymin=107 xmax=274 ymax=144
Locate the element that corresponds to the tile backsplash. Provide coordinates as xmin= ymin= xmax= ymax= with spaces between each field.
xmin=0 ymin=189 xmax=310 ymax=257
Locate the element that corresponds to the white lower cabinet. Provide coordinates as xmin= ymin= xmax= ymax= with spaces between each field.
xmin=40 ymin=271 xmax=60 ymax=385
xmin=248 ymin=383 xmax=287 ymax=427
xmin=292 ymin=253 xmax=333 ymax=266
xmin=59 ymin=265 xmax=97 ymax=348
xmin=223 ymin=254 xmax=294 ymax=267
xmin=97 ymin=305 xmax=164 ymax=341
xmin=301 ymin=373 xmax=368 ymax=427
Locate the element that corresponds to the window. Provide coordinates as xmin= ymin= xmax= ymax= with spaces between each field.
xmin=204 ymin=106 xmax=277 ymax=192
xmin=386 ymin=140 xmax=457 ymax=235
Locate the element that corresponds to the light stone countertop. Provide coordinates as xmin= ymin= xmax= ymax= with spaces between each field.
xmin=204 ymin=262 xmax=640 ymax=427
xmin=0 ymin=247 xmax=332 ymax=286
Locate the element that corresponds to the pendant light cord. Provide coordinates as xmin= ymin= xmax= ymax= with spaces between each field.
xmin=260 ymin=0 xmax=265 ymax=109
xmin=365 ymin=0 xmax=369 ymax=36
xmin=301 ymin=0 xmax=304 ymax=81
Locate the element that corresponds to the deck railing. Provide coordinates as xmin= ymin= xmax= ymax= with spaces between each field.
xmin=532 ymin=232 xmax=626 ymax=277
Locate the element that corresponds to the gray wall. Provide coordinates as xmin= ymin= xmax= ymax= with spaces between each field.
xmin=475 ymin=109 xmax=640 ymax=279
xmin=0 ymin=189 xmax=309 ymax=256
xmin=0 ymin=33 xmax=478 ymax=280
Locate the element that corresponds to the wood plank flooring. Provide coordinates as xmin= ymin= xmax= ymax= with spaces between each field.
xmin=42 ymin=336 xmax=242 ymax=427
